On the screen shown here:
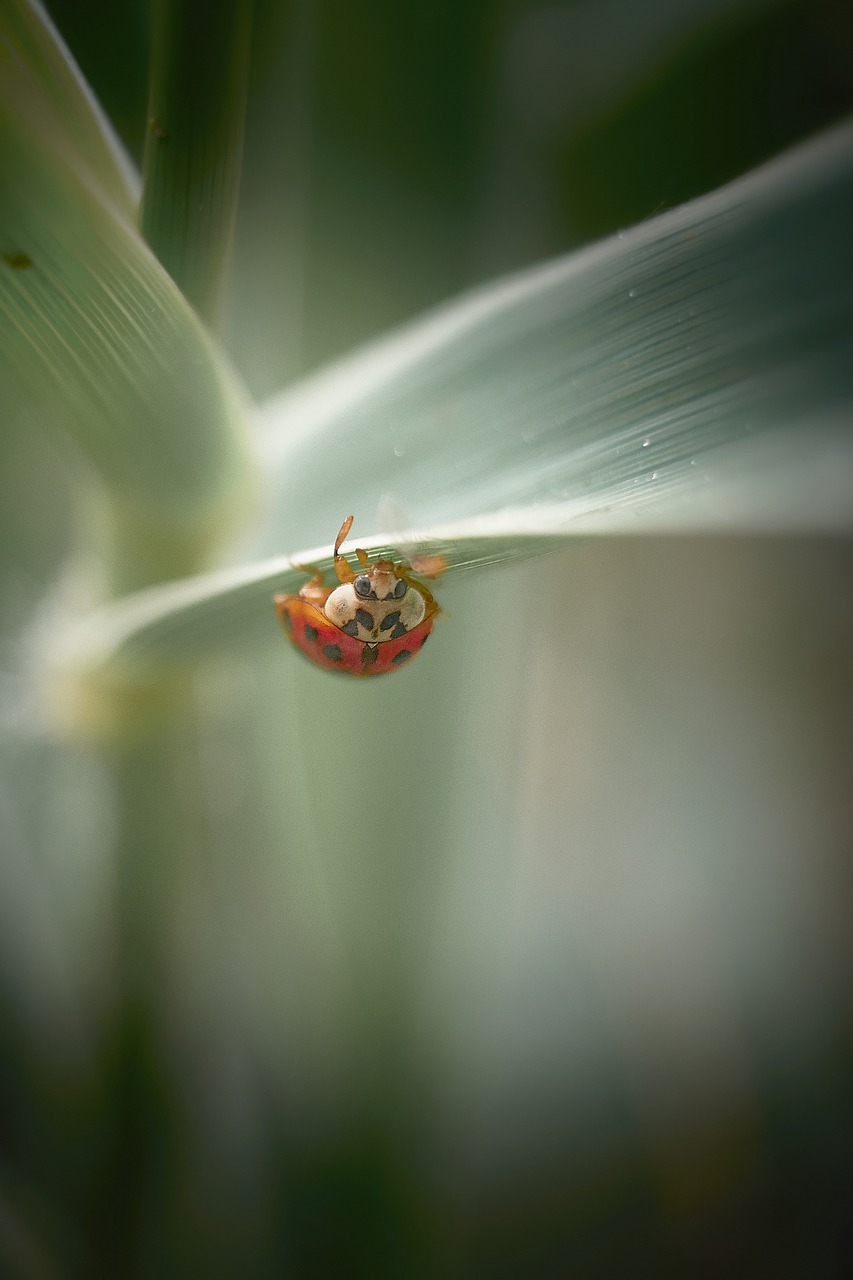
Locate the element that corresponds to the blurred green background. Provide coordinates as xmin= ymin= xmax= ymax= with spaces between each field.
xmin=2 ymin=1 xmax=853 ymax=1277
xmin=44 ymin=0 xmax=853 ymax=389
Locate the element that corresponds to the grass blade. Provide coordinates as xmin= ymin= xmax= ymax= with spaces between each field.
xmin=255 ymin=120 xmax=853 ymax=553
xmin=1 ymin=1 xmax=253 ymax=588
xmin=0 ymin=0 xmax=137 ymax=209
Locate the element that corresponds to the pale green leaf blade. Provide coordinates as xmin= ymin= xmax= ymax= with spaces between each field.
xmin=0 ymin=3 xmax=254 ymax=582
xmin=256 ymin=119 xmax=853 ymax=552
xmin=0 ymin=0 xmax=138 ymax=210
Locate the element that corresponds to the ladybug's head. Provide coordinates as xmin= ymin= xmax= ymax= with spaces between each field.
xmin=353 ymin=559 xmax=409 ymax=603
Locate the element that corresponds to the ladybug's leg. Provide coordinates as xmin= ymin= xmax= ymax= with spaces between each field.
xmin=292 ymin=561 xmax=323 ymax=584
xmin=409 ymin=553 xmax=447 ymax=580
xmin=355 ymin=547 xmax=370 ymax=568
xmin=289 ymin=562 xmax=334 ymax=608
xmin=333 ymin=514 xmax=357 ymax=585
xmin=394 ymin=562 xmax=445 ymax=612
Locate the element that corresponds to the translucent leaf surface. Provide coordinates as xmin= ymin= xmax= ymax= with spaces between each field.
xmin=255 ymin=119 xmax=853 ymax=552
xmin=63 ymin=121 xmax=853 ymax=675
xmin=57 ymin=524 xmax=568 ymax=674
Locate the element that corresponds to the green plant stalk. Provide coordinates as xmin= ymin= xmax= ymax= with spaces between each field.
xmin=140 ymin=0 xmax=254 ymax=332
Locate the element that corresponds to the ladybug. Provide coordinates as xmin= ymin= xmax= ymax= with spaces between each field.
xmin=275 ymin=515 xmax=444 ymax=676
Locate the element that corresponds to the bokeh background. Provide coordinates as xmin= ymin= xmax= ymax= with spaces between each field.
xmin=2 ymin=1 xmax=853 ymax=1276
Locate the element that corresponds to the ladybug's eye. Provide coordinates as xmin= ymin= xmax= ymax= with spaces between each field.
xmin=394 ymin=578 xmax=408 ymax=599
xmin=355 ymin=575 xmax=371 ymax=598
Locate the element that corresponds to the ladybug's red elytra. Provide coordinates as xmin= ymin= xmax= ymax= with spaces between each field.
xmin=275 ymin=516 xmax=445 ymax=676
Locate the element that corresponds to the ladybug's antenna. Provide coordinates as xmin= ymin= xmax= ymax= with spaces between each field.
xmin=335 ymin=515 xmax=354 ymax=555
xmin=333 ymin=515 xmax=356 ymax=585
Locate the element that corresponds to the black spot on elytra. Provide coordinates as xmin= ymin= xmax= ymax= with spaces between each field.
xmin=380 ymin=611 xmax=401 ymax=632
xmin=341 ymin=619 xmax=359 ymax=637
xmin=391 ymin=649 xmax=411 ymax=665
xmin=355 ymin=608 xmax=374 ymax=630
xmin=419 ymin=633 xmax=429 ymax=647
xmin=3 ymin=252 xmax=32 ymax=270
xmin=280 ymin=610 xmax=293 ymax=631
xmin=304 ymin=624 xmax=318 ymax=643
xmin=361 ymin=644 xmax=379 ymax=666
xmin=323 ymin=643 xmax=343 ymax=661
